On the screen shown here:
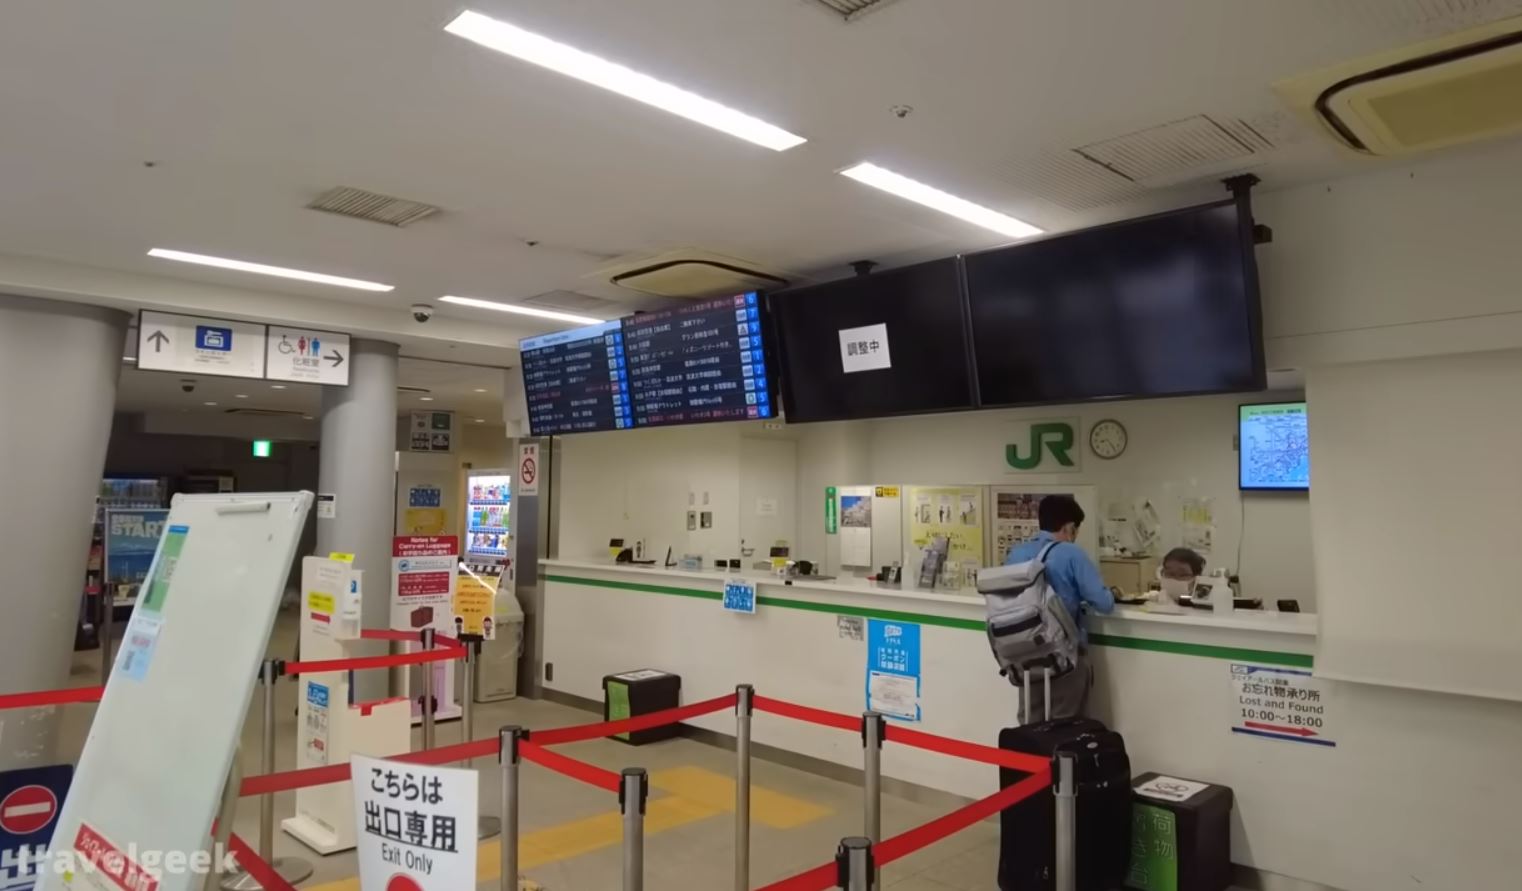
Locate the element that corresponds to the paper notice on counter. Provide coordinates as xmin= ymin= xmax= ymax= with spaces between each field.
xmin=839 ymin=486 xmax=874 ymax=567
xmin=868 ymin=672 xmax=918 ymax=721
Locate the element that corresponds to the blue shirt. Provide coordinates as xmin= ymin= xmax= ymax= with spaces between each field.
xmin=1004 ymin=531 xmax=1115 ymax=643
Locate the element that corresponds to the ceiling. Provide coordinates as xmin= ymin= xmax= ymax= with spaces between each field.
xmin=3 ymin=0 xmax=1522 ymax=360
xmin=115 ymin=355 xmax=507 ymax=421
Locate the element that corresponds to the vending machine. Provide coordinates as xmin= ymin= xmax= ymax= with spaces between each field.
xmin=463 ymin=469 xmax=512 ymax=568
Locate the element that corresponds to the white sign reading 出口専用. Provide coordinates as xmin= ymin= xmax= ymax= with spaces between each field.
xmin=138 ymin=311 xmax=267 ymax=380
xmin=265 ymin=326 xmax=351 ymax=386
xmin=351 ymin=754 xmax=477 ymax=891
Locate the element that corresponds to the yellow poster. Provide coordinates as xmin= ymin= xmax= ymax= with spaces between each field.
xmin=403 ymin=507 xmax=448 ymax=535
xmin=906 ymin=486 xmax=986 ymax=586
xmin=452 ymin=569 xmax=499 ymax=639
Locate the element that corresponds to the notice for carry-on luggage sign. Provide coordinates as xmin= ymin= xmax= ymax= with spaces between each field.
xmin=1229 ymin=663 xmax=1336 ymax=747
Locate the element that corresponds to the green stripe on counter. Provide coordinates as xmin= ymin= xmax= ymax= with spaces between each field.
xmin=546 ymin=574 xmax=1312 ymax=667
xmin=1088 ymin=633 xmax=1314 ymax=668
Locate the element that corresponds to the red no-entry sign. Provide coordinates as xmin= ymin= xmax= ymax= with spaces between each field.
xmin=386 ymin=874 xmax=424 ymax=891
xmin=0 ymin=784 xmax=58 ymax=836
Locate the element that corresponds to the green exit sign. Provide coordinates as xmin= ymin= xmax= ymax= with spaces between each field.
xmin=252 ymin=440 xmax=272 ymax=458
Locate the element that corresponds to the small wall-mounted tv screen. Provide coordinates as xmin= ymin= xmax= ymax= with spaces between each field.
xmin=1239 ymin=401 xmax=1309 ymax=490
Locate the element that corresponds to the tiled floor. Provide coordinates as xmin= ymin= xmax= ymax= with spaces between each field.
xmin=55 ymin=609 xmax=1246 ymax=890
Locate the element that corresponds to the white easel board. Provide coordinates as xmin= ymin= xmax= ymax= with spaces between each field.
xmin=41 ymin=492 xmax=313 ymax=891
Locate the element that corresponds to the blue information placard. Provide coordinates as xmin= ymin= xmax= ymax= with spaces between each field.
xmin=722 ymin=578 xmax=757 ymax=614
xmin=866 ymin=619 xmax=921 ymax=721
xmin=103 ymin=509 xmax=170 ymax=588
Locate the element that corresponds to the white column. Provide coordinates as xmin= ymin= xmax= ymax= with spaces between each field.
xmin=316 ymin=339 xmax=399 ymax=700
xmin=0 ymin=295 xmax=129 ymax=769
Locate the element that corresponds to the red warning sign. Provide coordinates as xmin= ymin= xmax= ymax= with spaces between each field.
xmin=0 ymin=784 xmax=57 ymax=835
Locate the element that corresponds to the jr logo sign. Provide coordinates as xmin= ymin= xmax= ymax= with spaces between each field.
xmin=1005 ymin=420 xmax=1081 ymax=472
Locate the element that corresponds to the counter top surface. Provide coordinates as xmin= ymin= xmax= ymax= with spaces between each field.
xmin=542 ymin=558 xmax=1318 ymax=636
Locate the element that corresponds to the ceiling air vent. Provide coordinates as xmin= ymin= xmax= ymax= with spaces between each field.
xmin=519 ymin=290 xmax=625 ymax=316
xmin=306 ymin=187 xmax=441 ymax=228
xmin=1074 ymin=115 xmax=1273 ymax=185
xmin=810 ymin=0 xmax=903 ymax=22
xmin=1277 ymin=17 xmax=1522 ymax=156
xmin=597 ymin=249 xmax=790 ymax=299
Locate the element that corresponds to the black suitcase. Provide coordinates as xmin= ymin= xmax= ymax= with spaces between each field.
xmin=998 ymin=717 xmax=1132 ymax=891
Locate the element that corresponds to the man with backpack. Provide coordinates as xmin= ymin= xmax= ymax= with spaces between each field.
xmin=999 ymin=495 xmax=1115 ymax=720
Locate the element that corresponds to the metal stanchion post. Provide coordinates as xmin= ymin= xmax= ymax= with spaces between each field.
xmin=99 ymin=588 xmax=114 ymax=685
xmin=420 ymin=628 xmax=436 ymax=752
xmin=221 ymin=661 xmax=312 ymax=890
xmin=620 ymin=768 xmax=648 ymax=891
xmin=734 ymin=684 xmax=753 ymax=891
xmin=1054 ymin=752 xmax=1077 ymax=891
xmin=861 ymin=713 xmax=884 ymax=850
xmin=499 ymin=726 xmax=522 ymax=891
xmin=203 ymin=749 xmax=243 ymax=891
xmin=834 ymin=837 xmax=874 ymax=890
xmin=463 ymin=636 xmax=501 ymax=839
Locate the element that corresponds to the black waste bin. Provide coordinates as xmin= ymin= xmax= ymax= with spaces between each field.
xmin=602 ymin=669 xmax=681 ymax=745
xmin=1125 ymin=772 xmax=1235 ymax=891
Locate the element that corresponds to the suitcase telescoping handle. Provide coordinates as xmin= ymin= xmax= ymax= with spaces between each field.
xmin=1020 ymin=667 xmax=1052 ymax=724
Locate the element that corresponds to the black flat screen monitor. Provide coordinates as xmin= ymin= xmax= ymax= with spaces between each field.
xmin=520 ymin=320 xmax=633 ymax=436
xmin=622 ymin=292 xmax=776 ymax=427
xmin=769 ymin=258 xmax=976 ymax=423
xmin=964 ymin=201 xmax=1264 ymax=407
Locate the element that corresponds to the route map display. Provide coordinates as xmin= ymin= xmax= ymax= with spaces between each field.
xmin=622 ymin=292 xmax=774 ymax=427
xmin=521 ymin=320 xmax=633 ymax=435
xmin=1239 ymin=402 xmax=1309 ymax=490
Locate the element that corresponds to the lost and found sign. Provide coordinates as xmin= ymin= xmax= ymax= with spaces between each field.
xmin=1229 ymin=663 xmax=1336 ymax=748
xmin=351 ymin=755 xmax=476 ymax=891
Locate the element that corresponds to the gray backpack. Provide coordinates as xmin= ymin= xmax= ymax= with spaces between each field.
xmin=975 ymin=541 xmax=1082 ymax=685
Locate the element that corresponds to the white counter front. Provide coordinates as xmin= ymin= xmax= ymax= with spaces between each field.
xmin=538 ymin=559 xmax=1522 ymax=890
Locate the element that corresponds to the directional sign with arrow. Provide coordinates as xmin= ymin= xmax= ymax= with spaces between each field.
xmin=1229 ymin=663 xmax=1336 ymax=748
xmin=137 ymin=310 xmax=267 ymax=379
xmin=266 ymin=325 xmax=351 ymax=386
xmin=146 ymin=330 xmax=170 ymax=353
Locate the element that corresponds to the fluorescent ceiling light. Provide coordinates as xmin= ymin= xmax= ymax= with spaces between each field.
xmin=444 ymin=10 xmax=806 ymax=151
xmin=147 ymin=249 xmax=394 ymax=292
xmin=839 ymin=163 xmax=1043 ymax=240
xmin=440 ymin=295 xmax=603 ymax=325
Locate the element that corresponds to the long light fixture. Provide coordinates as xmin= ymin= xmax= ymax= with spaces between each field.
xmin=440 ymin=295 xmax=604 ymax=325
xmin=443 ymin=10 xmax=806 ymax=152
xmin=839 ymin=163 xmax=1044 ymax=240
xmin=147 ymin=249 xmax=394 ymax=292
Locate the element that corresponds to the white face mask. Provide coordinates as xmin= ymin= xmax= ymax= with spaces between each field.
xmin=1160 ymin=577 xmax=1194 ymax=600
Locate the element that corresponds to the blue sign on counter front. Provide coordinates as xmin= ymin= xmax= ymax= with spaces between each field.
xmin=866 ymin=619 xmax=921 ymax=721
xmin=722 ymin=578 xmax=757 ymax=614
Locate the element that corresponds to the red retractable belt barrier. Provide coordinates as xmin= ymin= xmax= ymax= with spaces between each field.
xmin=284 ymin=647 xmax=457 ymax=676
xmin=886 ymin=724 xmax=1050 ymax=775
xmin=753 ymin=695 xmax=862 ymax=733
xmin=0 ymin=686 xmax=104 ymax=710
xmin=532 ymin=693 xmax=738 ymax=746
xmin=876 ymin=770 xmax=1049 ymax=864
xmin=240 ymin=738 xmax=497 ymax=797
xmin=520 ymin=741 xmax=623 ymax=793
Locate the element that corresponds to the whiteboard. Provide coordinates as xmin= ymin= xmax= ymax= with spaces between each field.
xmin=42 ymin=492 xmax=313 ymax=891
xmin=1309 ymin=354 xmax=1522 ymax=702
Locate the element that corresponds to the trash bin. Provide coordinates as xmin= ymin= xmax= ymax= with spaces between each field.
xmin=603 ymin=670 xmax=681 ymax=745
xmin=1126 ymin=773 xmax=1234 ymax=891
xmin=474 ymin=587 xmax=524 ymax=702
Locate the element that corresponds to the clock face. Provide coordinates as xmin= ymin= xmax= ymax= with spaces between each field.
xmin=1090 ymin=420 xmax=1128 ymax=459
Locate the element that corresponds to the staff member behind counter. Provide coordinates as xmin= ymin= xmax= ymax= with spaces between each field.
xmin=1003 ymin=496 xmax=1115 ymax=719
xmin=1159 ymin=547 xmax=1206 ymax=602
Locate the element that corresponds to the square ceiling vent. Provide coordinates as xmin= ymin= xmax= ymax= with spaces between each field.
xmin=811 ymin=0 xmax=903 ymax=22
xmin=1075 ymin=115 xmax=1273 ymax=184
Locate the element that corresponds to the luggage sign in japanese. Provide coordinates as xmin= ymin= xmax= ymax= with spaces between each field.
xmin=351 ymin=755 xmax=477 ymax=891
xmin=1229 ymin=663 xmax=1336 ymax=748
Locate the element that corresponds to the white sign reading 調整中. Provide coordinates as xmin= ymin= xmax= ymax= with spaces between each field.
xmin=137 ymin=311 xmax=267 ymax=379
xmin=351 ymin=754 xmax=477 ymax=891
xmin=838 ymin=323 xmax=892 ymax=374
xmin=265 ymin=326 xmax=351 ymax=386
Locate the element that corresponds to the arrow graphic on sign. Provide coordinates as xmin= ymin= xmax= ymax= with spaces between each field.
xmin=1244 ymin=721 xmax=1318 ymax=737
xmin=147 ymin=330 xmax=170 ymax=353
xmin=326 ymin=350 xmax=344 ymax=367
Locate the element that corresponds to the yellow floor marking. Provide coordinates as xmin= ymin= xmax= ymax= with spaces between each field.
xmin=651 ymin=766 xmax=833 ymax=829
xmin=305 ymin=766 xmax=828 ymax=891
